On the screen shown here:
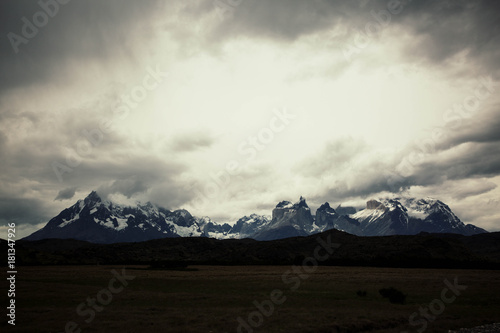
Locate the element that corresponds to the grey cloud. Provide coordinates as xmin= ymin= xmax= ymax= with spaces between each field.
xmin=423 ymin=142 xmax=500 ymax=179
xmin=309 ymin=129 xmax=500 ymax=204
xmin=294 ymin=137 xmax=396 ymax=202
xmin=0 ymin=197 xmax=51 ymax=225
xmin=450 ymin=181 xmax=497 ymax=200
xmin=405 ymin=104 xmax=500 ymax=184
xmin=80 ymin=153 xmax=196 ymax=209
xmin=0 ymin=111 xmax=125 ymax=186
xmin=1 ymin=153 xmax=193 ymax=223
xmin=437 ymin=107 xmax=500 ymax=150
xmin=294 ymin=137 xmax=368 ymax=176
xmin=318 ymin=172 xmax=402 ymax=203
xmin=192 ymin=0 xmax=500 ymax=79
xmin=384 ymin=141 xmax=500 ymax=196
xmin=54 ymin=187 xmax=77 ymax=201
xmin=2 ymin=0 xmax=498 ymax=96
xmin=170 ymin=130 xmax=216 ymax=152
xmin=0 ymin=129 xmax=7 ymax=155
xmin=149 ymin=181 xmax=199 ymax=210
xmin=0 ymin=0 xmax=165 ymax=92
xmin=397 ymin=0 xmax=500 ymax=77
xmin=389 ymin=102 xmax=500 ymax=190
xmin=0 ymin=104 xmax=192 ymax=219
xmin=203 ymin=0 xmax=422 ymax=42
xmin=97 ymin=177 xmax=150 ymax=199
xmin=210 ymin=0 xmax=342 ymax=41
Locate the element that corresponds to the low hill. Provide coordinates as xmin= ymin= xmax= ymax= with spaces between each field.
xmin=7 ymin=229 xmax=500 ymax=269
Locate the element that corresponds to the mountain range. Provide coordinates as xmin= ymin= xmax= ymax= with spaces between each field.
xmin=24 ymin=191 xmax=487 ymax=243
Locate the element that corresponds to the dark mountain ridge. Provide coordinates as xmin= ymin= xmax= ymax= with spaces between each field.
xmin=10 ymin=229 xmax=500 ymax=269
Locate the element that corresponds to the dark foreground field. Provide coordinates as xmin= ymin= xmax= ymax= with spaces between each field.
xmin=2 ymin=265 xmax=500 ymax=333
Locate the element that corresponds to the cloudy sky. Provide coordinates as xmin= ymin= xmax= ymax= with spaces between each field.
xmin=1 ymin=0 xmax=499 ymax=238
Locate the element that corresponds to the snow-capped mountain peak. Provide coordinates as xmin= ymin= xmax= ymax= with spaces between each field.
xmin=26 ymin=191 xmax=230 ymax=243
xmin=344 ymin=197 xmax=482 ymax=236
xmin=24 ymin=192 xmax=487 ymax=244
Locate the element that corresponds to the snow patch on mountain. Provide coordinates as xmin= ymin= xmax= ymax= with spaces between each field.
xmin=58 ymin=214 xmax=79 ymax=228
xmin=351 ymin=207 xmax=385 ymax=223
xmin=174 ymin=224 xmax=201 ymax=237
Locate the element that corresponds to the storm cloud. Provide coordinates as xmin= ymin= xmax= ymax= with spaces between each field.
xmin=1 ymin=0 xmax=499 ymax=237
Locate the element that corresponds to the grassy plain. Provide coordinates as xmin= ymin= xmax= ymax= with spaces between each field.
xmin=2 ymin=265 xmax=500 ymax=333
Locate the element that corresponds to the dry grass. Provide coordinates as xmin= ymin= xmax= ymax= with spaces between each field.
xmin=2 ymin=265 xmax=500 ymax=332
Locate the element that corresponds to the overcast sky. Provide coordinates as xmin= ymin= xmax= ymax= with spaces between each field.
xmin=1 ymin=0 xmax=499 ymax=238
